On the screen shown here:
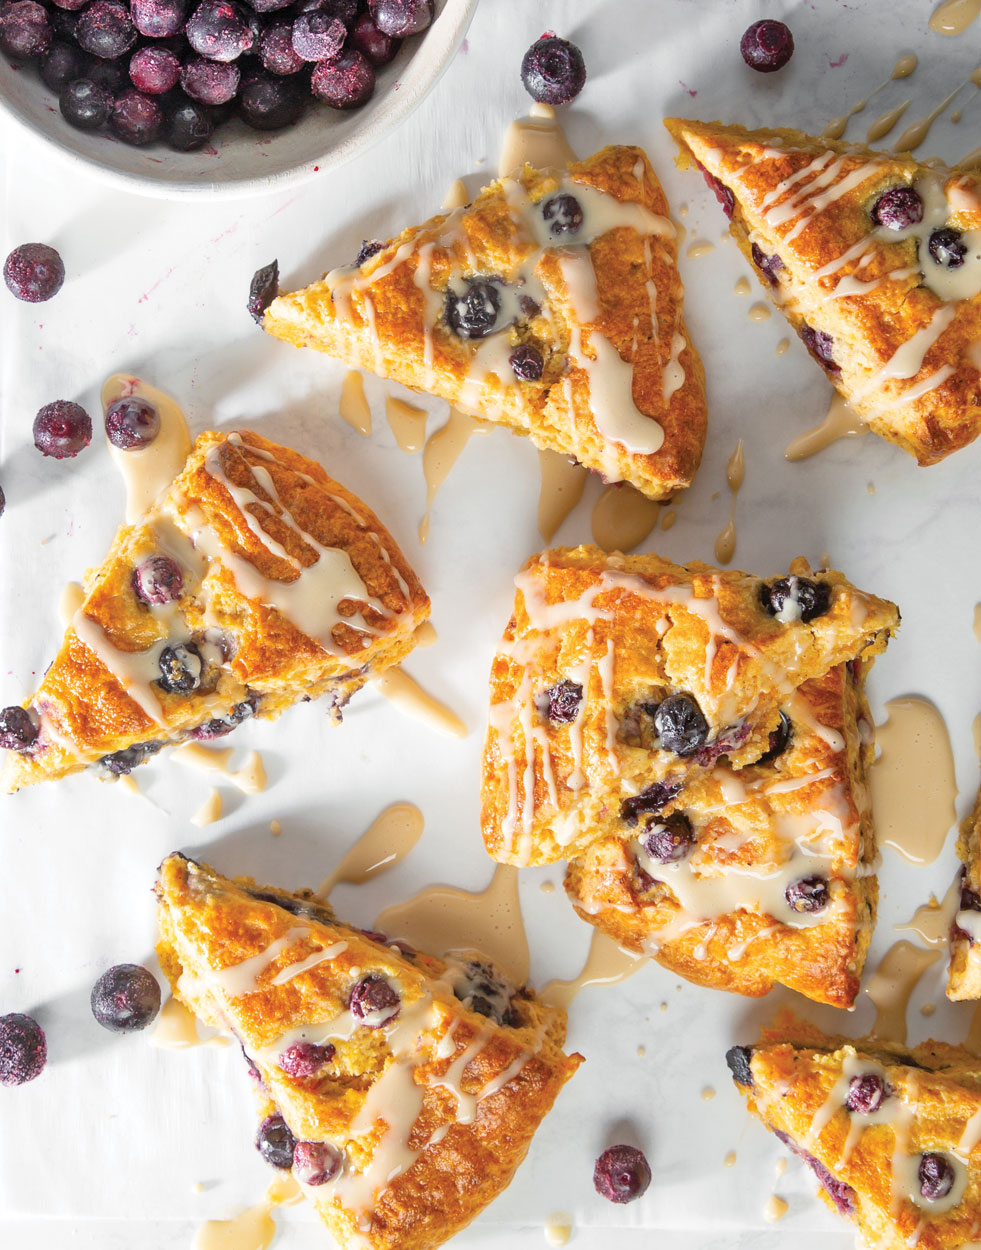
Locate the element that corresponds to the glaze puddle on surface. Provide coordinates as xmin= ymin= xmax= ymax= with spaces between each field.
xmin=540 ymin=930 xmax=643 ymax=1010
xmin=785 ymin=392 xmax=867 ymax=461
xmin=893 ymin=67 xmax=981 ymax=152
xmin=895 ymin=875 xmax=961 ymax=946
xmin=316 ymin=802 xmax=424 ymax=897
xmin=191 ymin=787 xmax=223 ymax=827
xmin=375 ymin=864 xmax=529 ymax=984
xmin=101 ymin=373 xmax=192 ymax=523
xmin=418 ymin=409 xmax=489 ymax=544
xmin=931 ymin=0 xmax=981 ymax=36
xmin=498 ymin=101 xmax=576 ymax=178
xmin=865 ymin=940 xmax=942 ymax=1042
xmin=822 ymin=55 xmax=918 ymax=140
xmin=172 ymin=743 xmax=268 ymax=794
xmin=193 ymin=1174 xmax=301 ymax=1250
xmin=370 ymin=667 xmax=467 ymax=737
xmin=591 ymin=482 xmax=661 ymax=554
xmin=747 ymin=302 xmax=771 ymax=322
xmin=538 ymin=449 xmax=589 ymax=543
xmin=763 ymin=1195 xmax=788 ymax=1223
xmin=686 ymin=240 xmax=715 ymax=259
xmin=544 ymin=1213 xmax=574 ymax=1247
xmin=339 ymin=369 xmax=372 ymax=437
xmin=724 ymin=1150 xmax=738 ymax=1168
xmin=870 ymin=697 xmax=958 ymax=864
xmin=713 ymin=438 xmax=744 ymax=565
xmin=151 ymin=996 xmax=229 ymax=1050
xmin=385 ymin=396 xmax=428 ymax=452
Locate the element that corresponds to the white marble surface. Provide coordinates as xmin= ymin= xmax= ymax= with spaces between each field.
xmin=2 ymin=0 xmax=980 ymax=1247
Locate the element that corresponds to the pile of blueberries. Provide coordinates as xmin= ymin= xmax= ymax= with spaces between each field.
xmin=0 ymin=0 xmax=434 ymax=151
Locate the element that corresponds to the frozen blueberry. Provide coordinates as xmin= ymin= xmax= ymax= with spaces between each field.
xmin=725 ymin=1044 xmax=754 ymax=1088
xmin=239 ymin=73 xmax=306 ymax=130
xmin=619 ymin=779 xmax=682 ymax=827
xmin=156 ymin=643 xmax=203 ymax=694
xmin=293 ymin=1140 xmax=343 ymax=1185
xmin=75 ymin=1 xmax=137 ymax=59
xmin=654 ymin=694 xmax=708 ymax=756
xmin=759 ymin=575 xmax=831 ymax=623
xmin=48 ymin=7 xmax=81 ymax=40
xmin=110 ymin=89 xmax=164 ymax=145
xmin=180 ymin=56 xmax=240 ymax=104
xmin=928 ymin=227 xmax=967 ymax=269
xmin=538 ymin=678 xmax=582 ymax=724
xmin=751 ymin=242 xmax=783 ymax=286
xmin=90 ymin=963 xmax=161 ymax=1032
xmin=845 ymin=1073 xmax=888 ymax=1115
xmin=248 ymin=259 xmax=279 ymax=323
xmin=85 ymin=56 xmax=127 ymax=93
xmin=278 ymin=1041 xmax=335 ymax=1077
xmin=799 ymin=323 xmax=840 ymax=375
xmin=105 ymin=396 xmax=161 ymax=449
xmin=132 ymin=555 xmax=183 ymax=606
xmin=130 ymin=0 xmax=189 ymax=38
xmin=259 ymin=22 xmax=304 ymax=75
xmin=445 ymin=279 xmax=502 ymax=340
xmin=785 ymin=875 xmax=829 ymax=914
xmin=701 ymin=167 xmax=734 ymax=218
xmin=641 ymin=812 xmax=695 ymax=864
xmin=39 ymin=40 xmax=84 ymax=91
xmin=870 ymin=186 xmax=923 ymax=230
xmin=740 ymin=19 xmax=794 ymax=72
xmin=0 ymin=1 xmax=51 ymax=60
xmin=0 ymin=1013 xmax=46 ymax=1086
xmin=311 ymin=49 xmax=375 ymax=108
xmin=520 ymin=33 xmax=586 ymax=105
xmin=542 ymin=193 xmax=583 ymax=237
xmin=349 ymin=11 xmax=399 ymax=65
xmin=0 ymin=706 xmax=39 ymax=752
xmin=593 ymin=1144 xmax=652 ymax=1204
xmin=291 ymin=10 xmax=344 ymax=60
xmin=99 ymin=741 xmax=162 ymax=774
xmin=256 ymin=1114 xmax=296 ymax=1170
xmin=186 ymin=0 xmax=254 ymax=61
xmin=129 ymin=45 xmax=180 ymax=93
xmin=367 ymin=0 xmax=432 ymax=39
xmin=754 ymin=712 xmax=793 ymax=765
xmin=166 ymin=97 xmax=214 ymax=150
xmin=348 ymin=975 xmax=400 ymax=1027
xmin=51 ymin=0 xmax=88 ymax=13
xmin=4 ymin=243 xmax=65 ymax=303
xmin=918 ymin=1152 xmax=955 ymax=1201
xmin=33 ymin=401 xmax=92 ymax=459
xmin=245 ymin=0 xmax=293 ymax=14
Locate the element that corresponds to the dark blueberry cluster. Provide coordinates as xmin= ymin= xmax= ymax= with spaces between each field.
xmin=99 ymin=740 xmax=162 ymax=774
xmin=451 ymin=958 xmax=519 ymax=1027
xmin=593 ymin=1144 xmax=652 ymax=1204
xmin=759 ymin=575 xmax=831 ymax=623
xmin=619 ymin=779 xmax=682 ymax=827
xmin=0 ymin=0 xmax=430 ymax=152
xmin=537 ymin=678 xmax=583 ymax=725
xmin=90 ymin=963 xmax=161 ymax=1031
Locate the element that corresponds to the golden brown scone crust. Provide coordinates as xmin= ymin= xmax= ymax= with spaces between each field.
xmin=4 ymin=430 xmax=428 ymax=791
xmin=565 ymin=663 xmax=877 ymax=1007
xmin=734 ymin=1009 xmax=981 ymax=1250
xmin=949 ymin=789 xmax=981 ymax=1000
xmin=156 ymin=854 xmax=581 ymax=1250
xmin=264 ymin=145 xmax=707 ymax=499
xmin=665 ymin=117 xmax=981 ymax=465
xmin=481 ymin=544 xmax=898 ymax=868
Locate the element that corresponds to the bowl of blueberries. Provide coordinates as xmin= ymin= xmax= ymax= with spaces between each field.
xmin=0 ymin=0 xmax=477 ymax=197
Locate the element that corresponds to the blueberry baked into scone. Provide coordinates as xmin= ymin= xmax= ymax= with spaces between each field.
xmin=0 ymin=424 xmax=429 ymax=791
xmin=727 ymin=1011 xmax=981 ymax=1250
xmin=260 ymin=145 xmax=708 ymax=499
xmin=156 ymin=853 xmax=581 ymax=1250
xmin=948 ymin=789 xmax=981 ymax=1001
xmin=665 ymin=117 xmax=981 ymax=465
xmin=481 ymin=545 xmax=899 ymax=1006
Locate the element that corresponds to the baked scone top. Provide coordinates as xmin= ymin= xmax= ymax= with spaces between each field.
xmin=3 ymin=425 xmax=428 ymax=791
xmin=730 ymin=1011 xmax=981 ymax=1250
xmin=264 ymin=145 xmax=707 ymax=499
xmin=665 ymin=117 xmax=981 ymax=465
xmin=156 ymin=854 xmax=581 ymax=1250
xmin=481 ymin=544 xmax=898 ymax=867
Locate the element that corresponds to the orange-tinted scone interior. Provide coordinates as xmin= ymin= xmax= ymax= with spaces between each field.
xmin=728 ymin=1010 xmax=981 ymax=1250
xmin=665 ymin=116 xmax=981 ymax=465
xmin=156 ymin=853 xmax=581 ymax=1250
xmin=2 ymin=429 xmax=429 ymax=791
xmin=949 ymin=789 xmax=981 ymax=1000
xmin=565 ymin=662 xmax=876 ymax=1007
xmin=263 ymin=145 xmax=706 ymax=499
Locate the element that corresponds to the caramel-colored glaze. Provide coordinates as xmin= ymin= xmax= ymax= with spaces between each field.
xmin=317 ymin=802 xmax=424 ymax=897
xmin=538 ymin=450 xmax=588 ymax=544
xmin=590 ymin=483 xmax=661 ymax=554
xmin=865 ymin=940 xmax=942 ymax=1042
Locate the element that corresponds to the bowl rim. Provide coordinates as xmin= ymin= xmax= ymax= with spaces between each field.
xmin=0 ymin=0 xmax=478 ymax=201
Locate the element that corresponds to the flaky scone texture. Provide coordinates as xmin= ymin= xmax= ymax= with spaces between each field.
xmin=481 ymin=545 xmax=898 ymax=868
xmin=3 ymin=430 xmax=428 ymax=791
xmin=566 ymin=663 xmax=877 ymax=1007
xmin=666 ymin=117 xmax=981 ymax=465
xmin=156 ymin=854 xmax=581 ymax=1250
xmin=949 ymin=790 xmax=981 ymax=1001
xmin=732 ymin=1010 xmax=981 ymax=1250
xmin=264 ymin=145 xmax=707 ymax=499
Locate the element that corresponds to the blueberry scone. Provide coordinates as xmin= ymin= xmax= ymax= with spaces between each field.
xmin=156 ymin=853 xmax=581 ymax=1250
xmin=948 ymin=789 xmax=981 ymax=1001
xmin=261 ymin=145 xmax=707 ymax=499
xmin=727 ymin=1011 xmax=981 ymax=1250
xmin=665 ymin=117 xmax=981 ymax=465
xmin=481 ymin=545 xmax=898 ymax=869
xmin=0 ymin=402 xmax=429 ymax=791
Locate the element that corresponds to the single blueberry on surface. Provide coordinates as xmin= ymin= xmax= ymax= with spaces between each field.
xmin=0 ymin=706 xmax=39 ymax=752
xmin=349 ymin=975 xmax=400 ymax=1027
xmin=542 ymin=193 xmax=584 ymax=236
xmin=928 ymin=227 xmax=967 ymax=269
xmin=110 ymin=89 xmax=164 ymax=146
xmin=278 ymin=1041 xmax=335 ymax=1077
xmin=293 ymin=1140 xmax=343 ymax=1185
xmin=90 ymin=963 xmax=161 ymax=1032
xmin=75 ymin=1 xmax=137 ymax=60
xmin=256 ymin=1114 xmax=296 ymax=1170
xmin=759 ymin=575 xmax=831 ymax=623
xmin=445 ymin=279 xmax=502 ymax=340
xmin=33 ymin=401 xmax=92 ymax=459
xmin=0 ymin=1 xmax=52 ymax=61
xmin=132 ymin=555 xmax=184 ymax=606
xmin=654 ymin=693 xmax=709 ymax=756
xmin=641 ymin=812 xmax=695 ymax=864
xmin=751 ymin=242 xmax=783 ymax=286
xmin=870 ymin=186 xmax=923 ymax=230
xmin=248 ymin=259 xmax=279 ymax=323
xmin=311 ymin=49 xmax=375 ymax=109
xmin=619 ymin=779 xmax=682 ymax=826
xmin=509 ymin=344 xmax=545 ymax=381
xmin=845 ymin=1073 xmax=888 ymax=1115
xmin=593 ymin=1144 xmax=652 ymax=1204
xmin=0 ymin=1013 xmax=46 ymax=1086
xmin=186 ymin=0 xmax=254 ymax=61
xmin=520 ymin=34 xmax=586 ymax=105
xmin=349 ymin=12 xmax=399 ymax=65
xmin=4 ymin=243 xmax=65 ymax=303
xmin=538 ymin=678 xmax=583 ymax=725
xmin=166 ymin=97 xmax=214 ymax=151
xmin=156 ymin=643 xmax=204 ymax=694
xmin=99 ymin=741 xmax=162 ymax=774
xmin=725 ymin=1044 xmax=754 ymax=1088
xmin=918 ymin=1152 xmax=955 ymax=1200
xmin=740 ymin=20 xmax=794 ymax=72
xmin=785 ymin=875 xmax=829 ymax=914
xmin=105 ymin=396 xmax=161 ymax=449
xmin=367 ymin=0 xmax=433 ymax=39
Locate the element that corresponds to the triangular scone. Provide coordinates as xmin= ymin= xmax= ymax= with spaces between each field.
xmin=948 ymin=789 xmax=981 ymax=1000
xmin=480 ymin=545 xmax=898 ymax=868
xmin=263 ymin=145 xmax=707 ymax=499
xmin=2 ymin=429 xmax=428 ymax=791
xmin=156 ymin=854 xmax=581 ymax=1250
xmin=564 ymin=663 xmax=876 ymax=1006
xmin=665 ymin=117 xmax=981 ymax=465
xmin=727 ymin=1011 xmax=981 ymax=1249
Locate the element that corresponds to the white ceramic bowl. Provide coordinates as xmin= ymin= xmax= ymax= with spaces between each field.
xmin=0 ymin=0 xmax=477 ymax=198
